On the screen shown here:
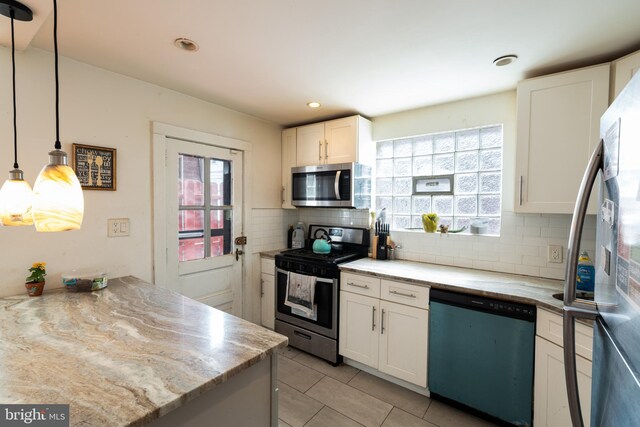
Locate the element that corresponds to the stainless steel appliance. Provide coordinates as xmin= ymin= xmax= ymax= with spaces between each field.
xmin=275 ymin=225 xmax=369 ymax=364
xmin=429 ymin=289 xmax=536 ymax=425
xmin=564 ymin=72 xmax=640 ymax=426
xmin=291 ymin=162 xmax=371 ymax=208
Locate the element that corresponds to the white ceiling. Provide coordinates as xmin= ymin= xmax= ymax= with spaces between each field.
xmin=4 ymin=0 xmax=640 ymax=126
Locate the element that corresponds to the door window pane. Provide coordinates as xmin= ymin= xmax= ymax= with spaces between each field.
xmin=210 ymin=159 xmax=231 ymax=206
xmin=178 ymin=154 xmax=204 ymax=206
xmin=179 ymin=210 xmax=204 ymax=261
xmin=210 ymin=210 xmax=232 ymax=257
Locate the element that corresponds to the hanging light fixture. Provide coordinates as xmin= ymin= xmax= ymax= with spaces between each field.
xmin=0 ymin=1 xmax=33 ymax=226
xmin=32 ymin=0 xmax=84 ymax=232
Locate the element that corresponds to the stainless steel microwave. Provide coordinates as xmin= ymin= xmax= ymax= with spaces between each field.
xmin=291 ymin=163 xmax=371 ymax=208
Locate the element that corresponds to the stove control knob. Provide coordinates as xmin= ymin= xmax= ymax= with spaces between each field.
xmin=320 ymin=268 xmax=327 ymax=276
xmin=312 ymin=266 xmax=319 ymax=275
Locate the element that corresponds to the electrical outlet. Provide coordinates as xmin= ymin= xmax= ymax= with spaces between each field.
xmin=108 ymin=218 xmax=130 ymax=237
xmin=548 ymin=245 xmax=563 ymax=263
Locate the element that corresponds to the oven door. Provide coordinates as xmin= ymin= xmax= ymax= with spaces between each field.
xmin=291 ymin=165 xmax=353 ymax=207
xmin=275 ymin=267 xmax=338 ymax=339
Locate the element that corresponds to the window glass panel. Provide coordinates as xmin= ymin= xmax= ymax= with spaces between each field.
xmin=376 ymin=197 xmax=393 ymax=213
xmin=479 ymin=148 xmax=502 ymax=171
xmin=376 ymin=178 xmax=393 ymax=195
xmin=393 ymin=177 xmax=412 ymax=196
xmin=377 ymin=140 xmax=394 ymax=159
xmin=394 ymin=158 xmax=413 ymax=177
xmin=393 ymin=197 xmax=411 ymax=215
xmin=393 ymin=139 xmax=413 ymax=157
xmin=433 ymin=153 xmax=455 ymax=175
xmin=411 ymin=215 xmax=423 ymax=229
xmin=413 ymin=136 xmax=433 ymax=156
xmin=455 ymin=151 xmax=479 ymax=173
xmin=413 ymin=156 xmax=433 ymax=176
xmin=432 ymin=195 xmax=453 ymax=216
xmin=178 ymin=210 xmax=204 ymax=261
xmin=454 ymin=195 xmax=478 ymax=216
xmin=434 ymin=133 xmax=455 ymax=153
xmin=454 ymin=173 xmax=478 ymax=194
xmin=178 ymin=154 xmax=204 ymax=206
xmin=412 ymin=195 xmax=431 ymax=214
xmin=454 ymin=217 xmax=472 ymax=230
xmin=478 ymin=195 xmax=501 ymax=216
xmin=479 ymin=172 xmax=502 ymax=194
xmin=210 ymin=159 xmax=231 ymax=206
xmin=210 ymin=210 xmax=232 ymax=257
xmin=480 ymin=126 xmax=502 ymax=148
xmin=456 ymin=129 xmax=480 ymax=151
xmin=377 ymin=159 xmax=394 ymax=177
xmin=393 ymin=215 xmax=411 ymax=229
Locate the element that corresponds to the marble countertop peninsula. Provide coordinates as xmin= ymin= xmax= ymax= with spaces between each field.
xmin=341 ymin=258 xmax=566 ymax=314
xmin=0 ymin=276 xmax=287 ymax=426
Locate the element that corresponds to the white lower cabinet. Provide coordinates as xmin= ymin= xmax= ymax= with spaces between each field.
xmin=534 ymin=337 xmax=592 ymax=426
xmin=534 ymin=309 xmax=593 ymax=427
xmin=339 ymin=274 xmax=429 ymax=388
xmin=260 ymin=258 xmax=275 ymax=329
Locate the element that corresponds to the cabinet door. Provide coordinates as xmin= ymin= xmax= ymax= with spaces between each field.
xmin=296 ymin=123 xmax=324 ymax=166
xmin=515 ymin=64 xmax=609 ymax=214
xmin=281 ymin=128 xmax=297 ymax=209
xmin=325 ymin=116 xmax=358 ymax=164
xmin=612 ymin=49 xmax=640 ymax=101
xmin=260 ymin=273 xmax=275 ymax=329
xmin=534 ymin=336 xmax=592 ymax=427
xmin=339 ymin=291 xmax=379 ymax=368
xmin=378 ymin=300 xmax=428 ymax=387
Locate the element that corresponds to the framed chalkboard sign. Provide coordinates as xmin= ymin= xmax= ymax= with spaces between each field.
xmin=72 ymin=144 xmax=117 ymax=191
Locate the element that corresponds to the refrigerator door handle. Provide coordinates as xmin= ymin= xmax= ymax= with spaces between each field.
xmin=563 ymin=139 xmax=603 ymax=427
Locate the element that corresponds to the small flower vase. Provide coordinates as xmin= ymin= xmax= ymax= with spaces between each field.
xmin=25 ymin=281 xmax=45 ymax=297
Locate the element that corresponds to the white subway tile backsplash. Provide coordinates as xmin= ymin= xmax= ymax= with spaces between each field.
xmin=261 ymin=207 xmax=582 ymax=282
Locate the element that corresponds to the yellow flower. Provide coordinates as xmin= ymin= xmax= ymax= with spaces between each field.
xmin=32 ymin=262 xmax=46 ymax=270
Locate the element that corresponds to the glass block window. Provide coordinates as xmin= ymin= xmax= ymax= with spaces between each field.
xmin=375 ymin=125 xmax=503 ymax=235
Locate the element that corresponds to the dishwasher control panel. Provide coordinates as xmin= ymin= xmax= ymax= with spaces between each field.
xmin=430 ymin=288 xmax=536 ymax=322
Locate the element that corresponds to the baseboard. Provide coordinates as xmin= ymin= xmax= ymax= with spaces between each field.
xmin=343 ymin=357 xmax=430 ymax=397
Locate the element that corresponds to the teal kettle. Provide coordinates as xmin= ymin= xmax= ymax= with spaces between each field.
xmin=312 ymin=228 xmax=331 ymax=254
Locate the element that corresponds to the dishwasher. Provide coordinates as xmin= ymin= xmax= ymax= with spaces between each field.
xmin=428 ymin=289 xmax=536 ymax=426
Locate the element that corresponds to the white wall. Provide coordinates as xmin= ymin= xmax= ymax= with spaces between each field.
xmin=0 ymin=47 xmax=282 ymax=300
xmin=372 ymin=91 xmax=595 ymax=280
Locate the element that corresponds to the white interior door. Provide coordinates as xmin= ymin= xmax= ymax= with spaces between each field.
xmin=164 ymin=138 xmax=244 ymax=314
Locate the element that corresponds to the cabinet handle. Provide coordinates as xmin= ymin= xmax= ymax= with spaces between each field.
xmin=519 ymin=176 xmax=524 ymax=206
xmin=372 ymin=306 xmax=376 ymax=331
xmin=261 ymin=279 xmax=264 ymax=297
xmin=347 ymin=282 xmax=369 ymax=289
xmin=381 ymin=309 xmax=385 ymax=334
xmin=281 ymin=186 xmax=285 ymax=205
xmin=324 ymin=140 xmax=328 ymax=160
xmin=389 ymin=289 xmax=416 ymax=298
xmin=319 ymin=141 xmax=322 ymax=162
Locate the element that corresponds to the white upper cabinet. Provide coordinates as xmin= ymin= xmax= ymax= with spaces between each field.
xmin=291 ymin=115 xmax=373 ymax=167
xmin=515 ymin=63 xmax=609 ymax=214
xmin=296 ymin=123 xmax=325 ymax=166
xmin=611 ymin=49 xmax=640 ymax=101
xmin=281 ymin=128 xmax=297 ymax=209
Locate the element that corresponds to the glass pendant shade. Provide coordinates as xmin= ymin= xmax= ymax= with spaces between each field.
xmin=32 ymin=149 xmax=84 ymax=232
xmin=0 ymin=169 xmax=33 ymax=226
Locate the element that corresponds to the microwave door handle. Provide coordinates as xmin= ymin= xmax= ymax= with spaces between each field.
xmin=334 ymin=170 xmax=341 ymax=200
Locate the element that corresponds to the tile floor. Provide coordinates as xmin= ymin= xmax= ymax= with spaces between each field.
xmin=277 ymin=346 xmax=498 ymax=427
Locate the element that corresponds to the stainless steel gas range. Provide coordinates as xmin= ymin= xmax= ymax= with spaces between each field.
xmin=274 ymin=225 xmax=369 ymax=365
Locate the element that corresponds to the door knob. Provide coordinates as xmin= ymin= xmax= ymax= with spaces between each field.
xmin=235 ymin=248 xmax=244 ymax=261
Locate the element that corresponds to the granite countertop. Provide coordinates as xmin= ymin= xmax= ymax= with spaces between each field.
xmin=341 ymin=258 xmax=566 ymax=314
xmin=259 ymin=249 xmax=286 ymax=259
xmin=0 ymin=276 xmax=287 ymax=427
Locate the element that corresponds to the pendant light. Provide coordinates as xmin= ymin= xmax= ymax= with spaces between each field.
xmin=0 ymin=1 xmax=33 ymax=226
xmin=32 ymin=0 xmax=84 ymax=232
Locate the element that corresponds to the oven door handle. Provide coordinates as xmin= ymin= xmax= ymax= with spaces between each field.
xmin=276 ymin=268 xmax=334 ymax=283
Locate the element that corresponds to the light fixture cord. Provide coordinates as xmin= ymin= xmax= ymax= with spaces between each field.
xmin=11 ymin=11 xmax=18 ymax=169
xmin=53 ymin=0 xmax=61 ymax=150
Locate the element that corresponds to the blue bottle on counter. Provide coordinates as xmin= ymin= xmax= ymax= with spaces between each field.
xmin=576 ymin=251 xmax=595 ymax=292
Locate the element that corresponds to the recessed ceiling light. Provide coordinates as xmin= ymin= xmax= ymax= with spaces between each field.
xmin=307 ymin=102 xmax=321 ymax=108
xmin=493 ymin=54 xmax=518 ymax=67
xmin=174 ymin=38 xmax=199 ymax=52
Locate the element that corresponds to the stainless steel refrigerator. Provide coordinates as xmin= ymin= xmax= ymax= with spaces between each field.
xmin=564 ymin=71 xmax=640 ymax=426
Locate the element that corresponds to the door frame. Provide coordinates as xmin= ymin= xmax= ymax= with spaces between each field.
xmin=152 ymin=122 xmax=253 ymax=317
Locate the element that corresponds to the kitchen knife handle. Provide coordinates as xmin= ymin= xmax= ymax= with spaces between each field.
xmin=563 ymin=139 xmax=602 ymax=427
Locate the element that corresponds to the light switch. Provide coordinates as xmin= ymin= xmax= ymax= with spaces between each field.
xmin=108 ymin=218 xmax=130 ymax=237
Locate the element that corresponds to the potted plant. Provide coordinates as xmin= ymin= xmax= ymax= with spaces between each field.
xmin=25 ymin=262 xmax=47 ymax=297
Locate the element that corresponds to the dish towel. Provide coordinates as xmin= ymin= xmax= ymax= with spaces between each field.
xmin=284 ymin=272 xmax=317 ymax=317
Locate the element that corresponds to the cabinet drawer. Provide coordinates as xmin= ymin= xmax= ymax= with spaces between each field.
xmin=381 ymin=280 xmax=429 ymax=309
xmin=537 ymin=308 xmax=593 ymax=360
xmin=341 ymin=273 xmax=381 ymax=298
xmin=261 ymin=258 xmax=275 ymax=275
